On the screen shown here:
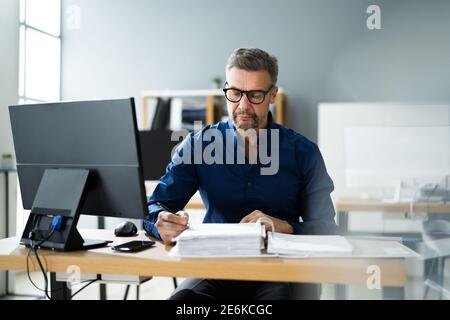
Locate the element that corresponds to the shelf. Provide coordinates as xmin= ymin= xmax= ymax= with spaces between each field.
xmin=141 ymin=88 xmax=287 ymax=130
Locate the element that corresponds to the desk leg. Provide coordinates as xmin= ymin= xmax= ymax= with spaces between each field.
xmin=97 ymin=217 xmax=107 ymax=300
xmin=337 ymin=210 xmax=349 ymax=234
xmin=4 ymin=172 xmax=9 ymax=295
xmin=50 ymin=272 xmax=71 ymax=300
xmin=100 ymin=282 xmax=107 ymax=300
xmin=335 ymin=211 xmax=349 ymax=300
xmin=335 ymin=284 xmax=347 ymax=300
xmin=5 ymin=172 xmax=9 ymax=239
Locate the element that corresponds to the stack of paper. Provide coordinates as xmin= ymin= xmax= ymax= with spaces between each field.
xmin=175 ymin=223 xmax=265 ymax=256
xmin=267 ymin=233 xmax=353 ymax=257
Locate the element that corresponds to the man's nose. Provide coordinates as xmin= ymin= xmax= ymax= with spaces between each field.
xmin=237 ymin=94 xmax=252 ymax=111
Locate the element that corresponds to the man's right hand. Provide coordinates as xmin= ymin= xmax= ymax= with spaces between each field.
xmin=156 ymin=211 xmax=189 ymax=244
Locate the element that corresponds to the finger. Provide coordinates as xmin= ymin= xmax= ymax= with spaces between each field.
xmin=241 ymin=210 xmax=263 ymax=223
xmin=245 ymin=216 xmax=262 ymax=223
xmin=240 ymin=214 xmax=251 ymax=223
xmin=177 ymin=210 xmax=189 ymax=218
xmin=261 ymin=221 xmax=273 ymax=232
xmin=176 ymin=211 xmax=190 ymax=222
xmin=157 ymin=218 xmax=186 ymax=232
xmin=159 ymin=219 xmax=188 ymax=231
xmin=241 ymin=211 xmax=260 ymax=223
xmin=162 ymin=230 xmax=183 ymax=242
xmin=160 ymin=212 xmax=188 ymax=226
xmin=165 ymin=229 xmax=183 ymax=239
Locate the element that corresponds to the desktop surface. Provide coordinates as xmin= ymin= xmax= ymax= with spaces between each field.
xmin=0 ymin=229 xmax=409 ymax=286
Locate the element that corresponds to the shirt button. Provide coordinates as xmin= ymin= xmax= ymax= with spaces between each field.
xmin=247 ymin=182 xmax=252 ymax=187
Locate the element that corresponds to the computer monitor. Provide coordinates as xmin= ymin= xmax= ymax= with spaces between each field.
xmin=139 ymin=130 xmax=181 ymax=180
xmin=9 ymin=98 xmax=147 ymax=251
xmin=344 ymin=126 xmax=450 ymax=200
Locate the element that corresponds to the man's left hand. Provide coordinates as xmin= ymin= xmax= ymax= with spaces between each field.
xmin=240 ymin=210 xmax=294 ymax=234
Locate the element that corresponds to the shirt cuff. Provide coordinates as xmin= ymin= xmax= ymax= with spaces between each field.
xmin=143 ymin=219 xmax=161 ymax=240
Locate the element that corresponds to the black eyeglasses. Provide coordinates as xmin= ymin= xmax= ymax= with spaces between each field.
xmin=223 ymin=82 xmax=273 ymax=105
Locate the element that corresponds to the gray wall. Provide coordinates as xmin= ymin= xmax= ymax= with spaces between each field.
xmin=61 ymin=0 xmax=450 ymax=141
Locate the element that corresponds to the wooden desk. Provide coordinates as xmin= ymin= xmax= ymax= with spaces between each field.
xmin=336 ymin=198 xmax=450 ymax=233
xmin=0 ymin=229 xmax=410 ymax=299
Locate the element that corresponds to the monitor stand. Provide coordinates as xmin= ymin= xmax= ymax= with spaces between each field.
xmin=21 ymin=168 xmax=111 ymax=251
xmin=69 ymin=228 xmax=112 ymax=250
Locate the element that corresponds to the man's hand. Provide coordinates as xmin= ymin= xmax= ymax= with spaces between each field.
xmin=240 ymin=210 xmax=294 ymax=234
xmin=156 ymin=211 xmax=189 ymax=244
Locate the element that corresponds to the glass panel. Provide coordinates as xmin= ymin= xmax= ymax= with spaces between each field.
xmin=25 ymin=28 xmax=61 ymax=101
xmin=20 ymin=0 xmax=25 ymax=23
xmin=17 ymin=99 xmax=43 ymax=105
xmin=18 ymin=25 xmax=25 ymax=97
xmin=24 ymin=99 xmax=44 ymax=104
xmin=25 ymin=0 xmax=61 ymax=36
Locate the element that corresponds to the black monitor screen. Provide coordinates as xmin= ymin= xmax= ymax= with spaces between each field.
xmin=9 ymin=98 xmax=147 ymax=219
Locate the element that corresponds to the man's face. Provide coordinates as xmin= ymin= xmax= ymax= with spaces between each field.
xmin=225 ymin=68 xmax=278 ymax=131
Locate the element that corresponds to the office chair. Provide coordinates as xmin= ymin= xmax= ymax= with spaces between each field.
xmin=122 ymin=278 xmax=178 ymax=300
xmin=422 ymin=219 xmax=450 ymax=300
xmin=123 ymin=284 xmax=140 ymax=300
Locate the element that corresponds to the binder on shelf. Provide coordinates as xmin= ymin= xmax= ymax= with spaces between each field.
xmin=169 ymin=98 xmax=207 ymax=131
xmin=151 ymin=98 xmax=171 ymax=130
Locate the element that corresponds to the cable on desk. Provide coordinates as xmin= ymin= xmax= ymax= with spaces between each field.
xmin=69 ymin=279 xmax=98 ymax=299
xmin=26 ymin=215 xmax=99 ymax=300
xmin=26 ymin=220 xmax=56 ymax=300
xmin=26 ymin=248 xmax=96 ymax=298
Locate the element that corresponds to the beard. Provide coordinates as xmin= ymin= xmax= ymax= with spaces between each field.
xmin=232 ymin=111 xmax=260 ymax=131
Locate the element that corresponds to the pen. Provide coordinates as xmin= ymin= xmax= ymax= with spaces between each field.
xmin=156 ymin=201 xmax=190 ymax=228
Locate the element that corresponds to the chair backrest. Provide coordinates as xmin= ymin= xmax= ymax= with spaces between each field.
xmin=422 ymin=219 xmax=450 ymax=255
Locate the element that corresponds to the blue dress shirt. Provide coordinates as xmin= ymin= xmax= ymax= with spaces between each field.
xmin=144 ymin=113 xmax=337 ymax=239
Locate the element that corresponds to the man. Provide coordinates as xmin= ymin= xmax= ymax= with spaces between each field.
xmin=144 ymin=48 xmax=337 ymax=299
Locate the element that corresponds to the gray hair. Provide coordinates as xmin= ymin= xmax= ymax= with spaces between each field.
xmin=226 ymin=48 xmax=279 ymax=85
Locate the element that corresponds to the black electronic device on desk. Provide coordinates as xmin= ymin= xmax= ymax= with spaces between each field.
xmin=9 ymin=98 xmax=148 ymax=251
xmin=112 ymin=240 xmax=155 ymax=252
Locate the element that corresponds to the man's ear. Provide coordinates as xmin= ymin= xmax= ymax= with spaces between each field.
xmin=269 ymin=86 xmax=278 ymax=104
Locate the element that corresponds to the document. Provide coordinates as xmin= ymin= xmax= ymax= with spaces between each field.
xmin=168 ymin=223 xmax=420 ymax=259
xmin=169 ymin=223 xmax=354 ymax=258
xmin=266 ymin=233 xmax=353 ymax=257
xmin=173 ymin=223 xmax=266 ymax=257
